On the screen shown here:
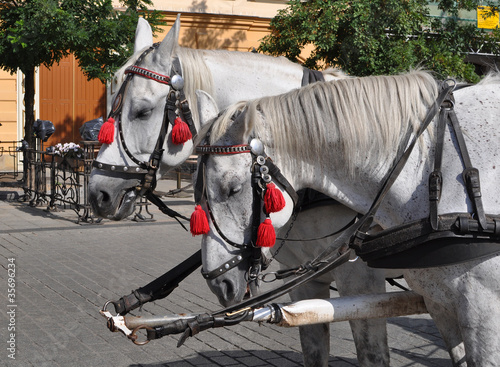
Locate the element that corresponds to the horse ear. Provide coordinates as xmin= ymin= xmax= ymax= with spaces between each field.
xmin=196 ymin=90 xmax=219 ymax=128
xmin=134 ymin=18 xmax=153 ymax=53
xmin=154 ymin=14 xmax=181 ymax=67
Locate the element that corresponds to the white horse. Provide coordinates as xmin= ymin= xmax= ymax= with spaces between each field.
xmin=89 ymin=17 xmax=395 ymax=366
xmin=195 ymin=70 xmax=500 ymax=367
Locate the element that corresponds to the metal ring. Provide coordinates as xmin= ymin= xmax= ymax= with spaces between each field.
xmin=259 ymin=165 xmax=269 ymax=174
xmin=444 ymin=78 xmax=457 ymax=92
xmin=102 ymin=300 xmax=115 ymax=313
xmin=259 ymin=272 xmax=278 ymax=283
xmin=129 ymin=325 xmax=154 ymax=345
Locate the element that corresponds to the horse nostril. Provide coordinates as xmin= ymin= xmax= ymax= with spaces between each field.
xmin=221 ymin=279 xmax=237 ymax=302
xmin=100 ymin=190 xmax=110 ymax=204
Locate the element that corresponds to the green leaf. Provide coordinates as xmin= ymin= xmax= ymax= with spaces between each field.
xmin=259 ymin=0 xmax=496 ymax=82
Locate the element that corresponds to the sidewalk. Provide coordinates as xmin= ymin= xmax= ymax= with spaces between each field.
xmin=0 ymin=179 xmax=451 ymax=367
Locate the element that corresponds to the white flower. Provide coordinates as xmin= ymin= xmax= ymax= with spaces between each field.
xmin=53 ymin=142 xmax=82 ymax=157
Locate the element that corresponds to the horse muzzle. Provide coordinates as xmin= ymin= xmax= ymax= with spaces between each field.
xmin=89 ymin=173 xmax=140 ymax=220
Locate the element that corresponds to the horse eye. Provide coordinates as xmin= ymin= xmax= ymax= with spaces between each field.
xmin=136 ymin=108 xmax=153 ymax=120
xmin=229 ymin=185 xmax=242 ymax=197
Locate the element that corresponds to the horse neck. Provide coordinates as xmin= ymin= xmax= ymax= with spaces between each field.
xmin=195 ymin=48 xmax=305 ymax=109
xmin=256 ymin=111 xmax=431 ymax=227
xmin=272 ymin=139 xmax=432 ymax=229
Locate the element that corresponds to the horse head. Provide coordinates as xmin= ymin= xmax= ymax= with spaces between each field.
xmin=195 ymin=91 xmax=295 ymax=306
xmin=89 ymin=15 xmax=198 ymax=220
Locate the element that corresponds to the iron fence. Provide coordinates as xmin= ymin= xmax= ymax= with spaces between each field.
xmin=21 ymin=140 xmax=103 ymax=223
xmin=0 ymin=140 xmax=23 ymax=180
xmin=2 ymin=138 xmax=195 ymax=223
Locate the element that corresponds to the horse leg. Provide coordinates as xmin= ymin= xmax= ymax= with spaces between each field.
xmin=333 ymin=259 xmax=390 ymax=366
xmin=406 ymin=256 xmax=500 ymax=367
xmin=453 ymin=259 xmax=500 ymax=367
xmin=423 ymin=298 xmax=466 ymax=367
xmin=288 ymin=279 xmax=331 ymax=367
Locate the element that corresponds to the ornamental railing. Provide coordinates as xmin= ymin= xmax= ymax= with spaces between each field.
xmin=18 ymin=140 xmax=196 ymax=223
xmin=21 ymin=140 xmax=104 ymax=223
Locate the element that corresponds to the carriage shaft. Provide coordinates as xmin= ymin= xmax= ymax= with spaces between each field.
xmin=123 ymin=313 xmax=197 ymax=330
xmin=253 ymin=291 xmax=427 ymax=327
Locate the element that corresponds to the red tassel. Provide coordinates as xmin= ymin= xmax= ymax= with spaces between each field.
xmin=171 ymin=117 xmax=192 ymax=145
xmin=256 ymin=218 xmax=276 ymax=247
xmin=264 ymin=183 xmax=285 ymax=213
xmin=190 ymin=205 xmax=209 ymax=236
xmin=98 ymin=117 xmax=115 ymax=144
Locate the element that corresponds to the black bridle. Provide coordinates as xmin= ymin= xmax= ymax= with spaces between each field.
xmin=194 ymin=138 xmax=299 ymax=282
xmin=92 ymin=44 xmax=196 ymax=224
xmin=93 ymin=44 xmax=196 ymax=193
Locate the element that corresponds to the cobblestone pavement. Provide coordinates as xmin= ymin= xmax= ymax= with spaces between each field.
xmin=0 ymin=180 xmax=452 ymax=367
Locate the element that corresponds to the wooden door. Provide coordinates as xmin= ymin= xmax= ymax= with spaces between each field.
xmin=39 ymin=54 xmax=106 ymax=145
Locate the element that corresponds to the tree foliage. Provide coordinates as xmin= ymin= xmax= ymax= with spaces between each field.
xmin=0 ymin=0 xmax=162 ymax=82
xmin=259 ymin=0 xmax=500 ymax=82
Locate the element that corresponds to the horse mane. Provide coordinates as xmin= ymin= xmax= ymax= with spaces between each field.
xmin=478 ymin=70 xmax=500 ymax=85
xmin=322 ymin=67 xmax=349 ymax=79
xmin=177 ymin=47 xmax=216 ymax=127
xmin=175 ymin=46 xmax=354 ymax=133
xmin=211 ymin=71 xmax=439 ymax=178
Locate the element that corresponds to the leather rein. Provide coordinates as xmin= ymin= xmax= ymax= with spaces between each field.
xmin=92 ymin=44 xmax=195 ymax=226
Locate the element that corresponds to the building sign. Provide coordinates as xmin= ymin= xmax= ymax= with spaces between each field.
xmin=477 ymin=6 xmax=499 ymax=29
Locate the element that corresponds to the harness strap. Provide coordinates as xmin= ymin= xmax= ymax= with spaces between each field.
xmin=110 ymin=45 xmax=159 ymax=120
xmin=301 ymin=67 xmax=324 ymax=85
xmin=201 ymin=254 xmax=245 ymax=280
xmin=351 ymin=81 xmax=455 ymax=251
xmin=138 ymin=96 xmax=173 ymax=195
xmin=108 ymin=250 xmax=202 ymax=315
xmin=448 ymin=110 xmax=487 ymax=229
xmin=212 ymin=225 xmax=358 ymax=316
xmin=125 ymin=65 xmax=171 ymax=85
xmin=429 ymin=107 xmax=448 ymax=229
xmin=145 ymin=192 xmax=189 ymax=229
xmin=264 ymin=158 xmax=299 ymax=208
xmin=356 ymin=213 xmax=500 ymax=268
xmin=92 ymin=160 xmax=148 ymax=175
xmin=429 ymin=93 xmax=487 ymax=230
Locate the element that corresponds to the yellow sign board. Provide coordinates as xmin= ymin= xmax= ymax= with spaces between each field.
xmin=477 ymin=6 xmax=500 ymax=29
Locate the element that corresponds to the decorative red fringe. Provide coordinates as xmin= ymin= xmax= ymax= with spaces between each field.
xmin=256 ymin=218 xmax=276 ymax=247
xmin=190 ymin=205 xmax=209 ymax=236
xmin=264 ymin=183 xmax=285 ymax=213
xmin=98 ymin=117 xmax=115 ymax=144
xmin=171 ymin=117 xmax=192 ymax=145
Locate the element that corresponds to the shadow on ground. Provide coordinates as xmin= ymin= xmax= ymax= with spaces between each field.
xmin=128 ymin=349 xmax=359 ymax=366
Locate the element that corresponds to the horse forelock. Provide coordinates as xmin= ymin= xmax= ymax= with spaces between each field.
xmin=176 ymin=47 xmax=216 ymax=129
xmin=241 ymin=71 xmax=438 ymax=178
xmin=208 ymin=101 xmax=249 ymax=145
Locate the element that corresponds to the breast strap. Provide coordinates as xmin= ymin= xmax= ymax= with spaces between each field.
xmin=429 ymin=90 xmax=487 ymax=230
